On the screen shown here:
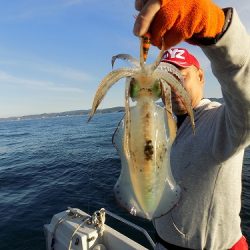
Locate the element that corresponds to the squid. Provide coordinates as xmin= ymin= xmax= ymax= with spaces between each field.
xmin=88 ymin=36 xmax=195 ymax=220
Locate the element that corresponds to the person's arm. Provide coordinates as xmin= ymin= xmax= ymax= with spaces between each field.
xmin=201 ymin=9 xmax=250 ymax=159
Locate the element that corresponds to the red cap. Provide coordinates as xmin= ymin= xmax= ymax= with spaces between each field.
xmin=161 ymin=48 xmax=200 ymax=69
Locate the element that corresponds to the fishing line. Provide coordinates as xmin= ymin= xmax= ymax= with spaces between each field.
xmin=86 ymin=137 xmax=101 ymax=215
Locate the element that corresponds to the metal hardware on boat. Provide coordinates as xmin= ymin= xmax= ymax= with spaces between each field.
xmin=67 ymin=207 xmax=87 ymax=219
xmin=102 ymin=208 xmax=156 ymax=249
xmin=50 ymin=238 xmax=55 ymax=249
xmin=87 ymin=236 xmax=96 ymax=242
xmin=67 ymin=207 xmax=155 ymax=248
xmin=75 ymin=237 xmax=79 ymax=245
xmin=65 ymin=208 xmax=99 ymax=250
xmin=130 ymin=206 xmax=137 ymax=216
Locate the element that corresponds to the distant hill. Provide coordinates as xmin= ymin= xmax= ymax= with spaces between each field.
xmin=0 ymin=106 xmax=125 ymax=121
xmin=0 ymin=98 xmax=224 ymax=121
xmin=209 ymin=98 xmax=223 ymax=103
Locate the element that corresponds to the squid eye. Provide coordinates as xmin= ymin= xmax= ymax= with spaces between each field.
xmin=130 ymin=78 xmax=140 ymax=98
xmin=152 ymin=80 xmax=162 ymax=98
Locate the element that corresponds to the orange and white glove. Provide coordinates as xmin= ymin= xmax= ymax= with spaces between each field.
xmin=134 ymin=0 xmax=225 ymax=49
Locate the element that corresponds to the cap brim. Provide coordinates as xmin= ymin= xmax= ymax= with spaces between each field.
xmin=161 ymin=59 xmax=192 ymax=68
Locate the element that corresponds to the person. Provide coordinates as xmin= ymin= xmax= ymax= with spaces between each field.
xmin=132 ymin=0 xmax=250 ymax=249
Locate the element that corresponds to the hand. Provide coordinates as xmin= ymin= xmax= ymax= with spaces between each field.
xmin=134 ymin=0 xmax=225 ymax=49
xmin=134 ymin=0 xmax=161 ymax=37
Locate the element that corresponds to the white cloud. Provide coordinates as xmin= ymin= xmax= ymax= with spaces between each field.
xmin=39 ymin=65 xmax=95 ymax=82
xmin=0 ymin=70 xmax=83 ymax=93
xmin=0 ymin=57 xmax=97 ymax=84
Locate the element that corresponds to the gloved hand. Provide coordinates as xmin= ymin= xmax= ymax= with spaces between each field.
xmin=134 ymin=0 xmax=225 ymax=49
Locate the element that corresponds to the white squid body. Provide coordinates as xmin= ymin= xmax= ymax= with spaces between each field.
xmin=88 ymin=47 xmax=195 ymax=220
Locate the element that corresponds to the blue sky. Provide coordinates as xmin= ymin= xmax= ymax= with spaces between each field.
xmin=0 ymin=0 xmax=249 ymax=118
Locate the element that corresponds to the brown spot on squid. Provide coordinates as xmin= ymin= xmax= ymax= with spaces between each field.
xmin=144 ymin=140 xmax=154 ymax=160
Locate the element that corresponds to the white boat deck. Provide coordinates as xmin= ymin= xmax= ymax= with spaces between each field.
xmin=44 ymin=208 xmax=154 ymax=250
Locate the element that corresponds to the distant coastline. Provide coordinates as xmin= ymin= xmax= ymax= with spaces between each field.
xmin=0 ymin=107 xmax=125 ymax=122
xmin=1 ymin=98 xmax=223 ymax=121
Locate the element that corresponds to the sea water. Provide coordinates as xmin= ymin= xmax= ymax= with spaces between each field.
xmin=0 ymin=113 xmax=249 ymax=250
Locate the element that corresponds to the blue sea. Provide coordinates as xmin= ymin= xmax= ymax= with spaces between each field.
xmin=0 ymin=113 xmax=249 ymax=250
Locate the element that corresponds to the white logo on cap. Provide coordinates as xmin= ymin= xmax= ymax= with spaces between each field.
xmin=167 ymin=48 xmax=185 ymax=59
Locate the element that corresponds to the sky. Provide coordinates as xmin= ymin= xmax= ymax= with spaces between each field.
xmin=0 ymin=0 xmax=249 ymax=118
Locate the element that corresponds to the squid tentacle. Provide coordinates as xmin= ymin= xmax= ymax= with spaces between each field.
xmin=150 ymin=37 xmax=169 ymax=72
xmin=155 ymin=69 xmax=195 ymax=132
xmin=150 ymin=49 xmax=165 ymax=72
xmin=160 ymin=80 xmax=177 ymax=144
xmin=156 ymin=63 xmax=184 ymax=82
xmin=124 ymin=78 xmax=146 ymax=214
xmin=112 ymin=54 xmax=140 ymax=69
xmin=124 ymin=77 xmax=132 ymax=162
xmin=88 ymin=68 xmax=138 ymax=122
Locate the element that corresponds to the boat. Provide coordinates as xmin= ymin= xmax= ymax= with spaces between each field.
xmin=44 ymin=207 xmax=156 ymax=250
